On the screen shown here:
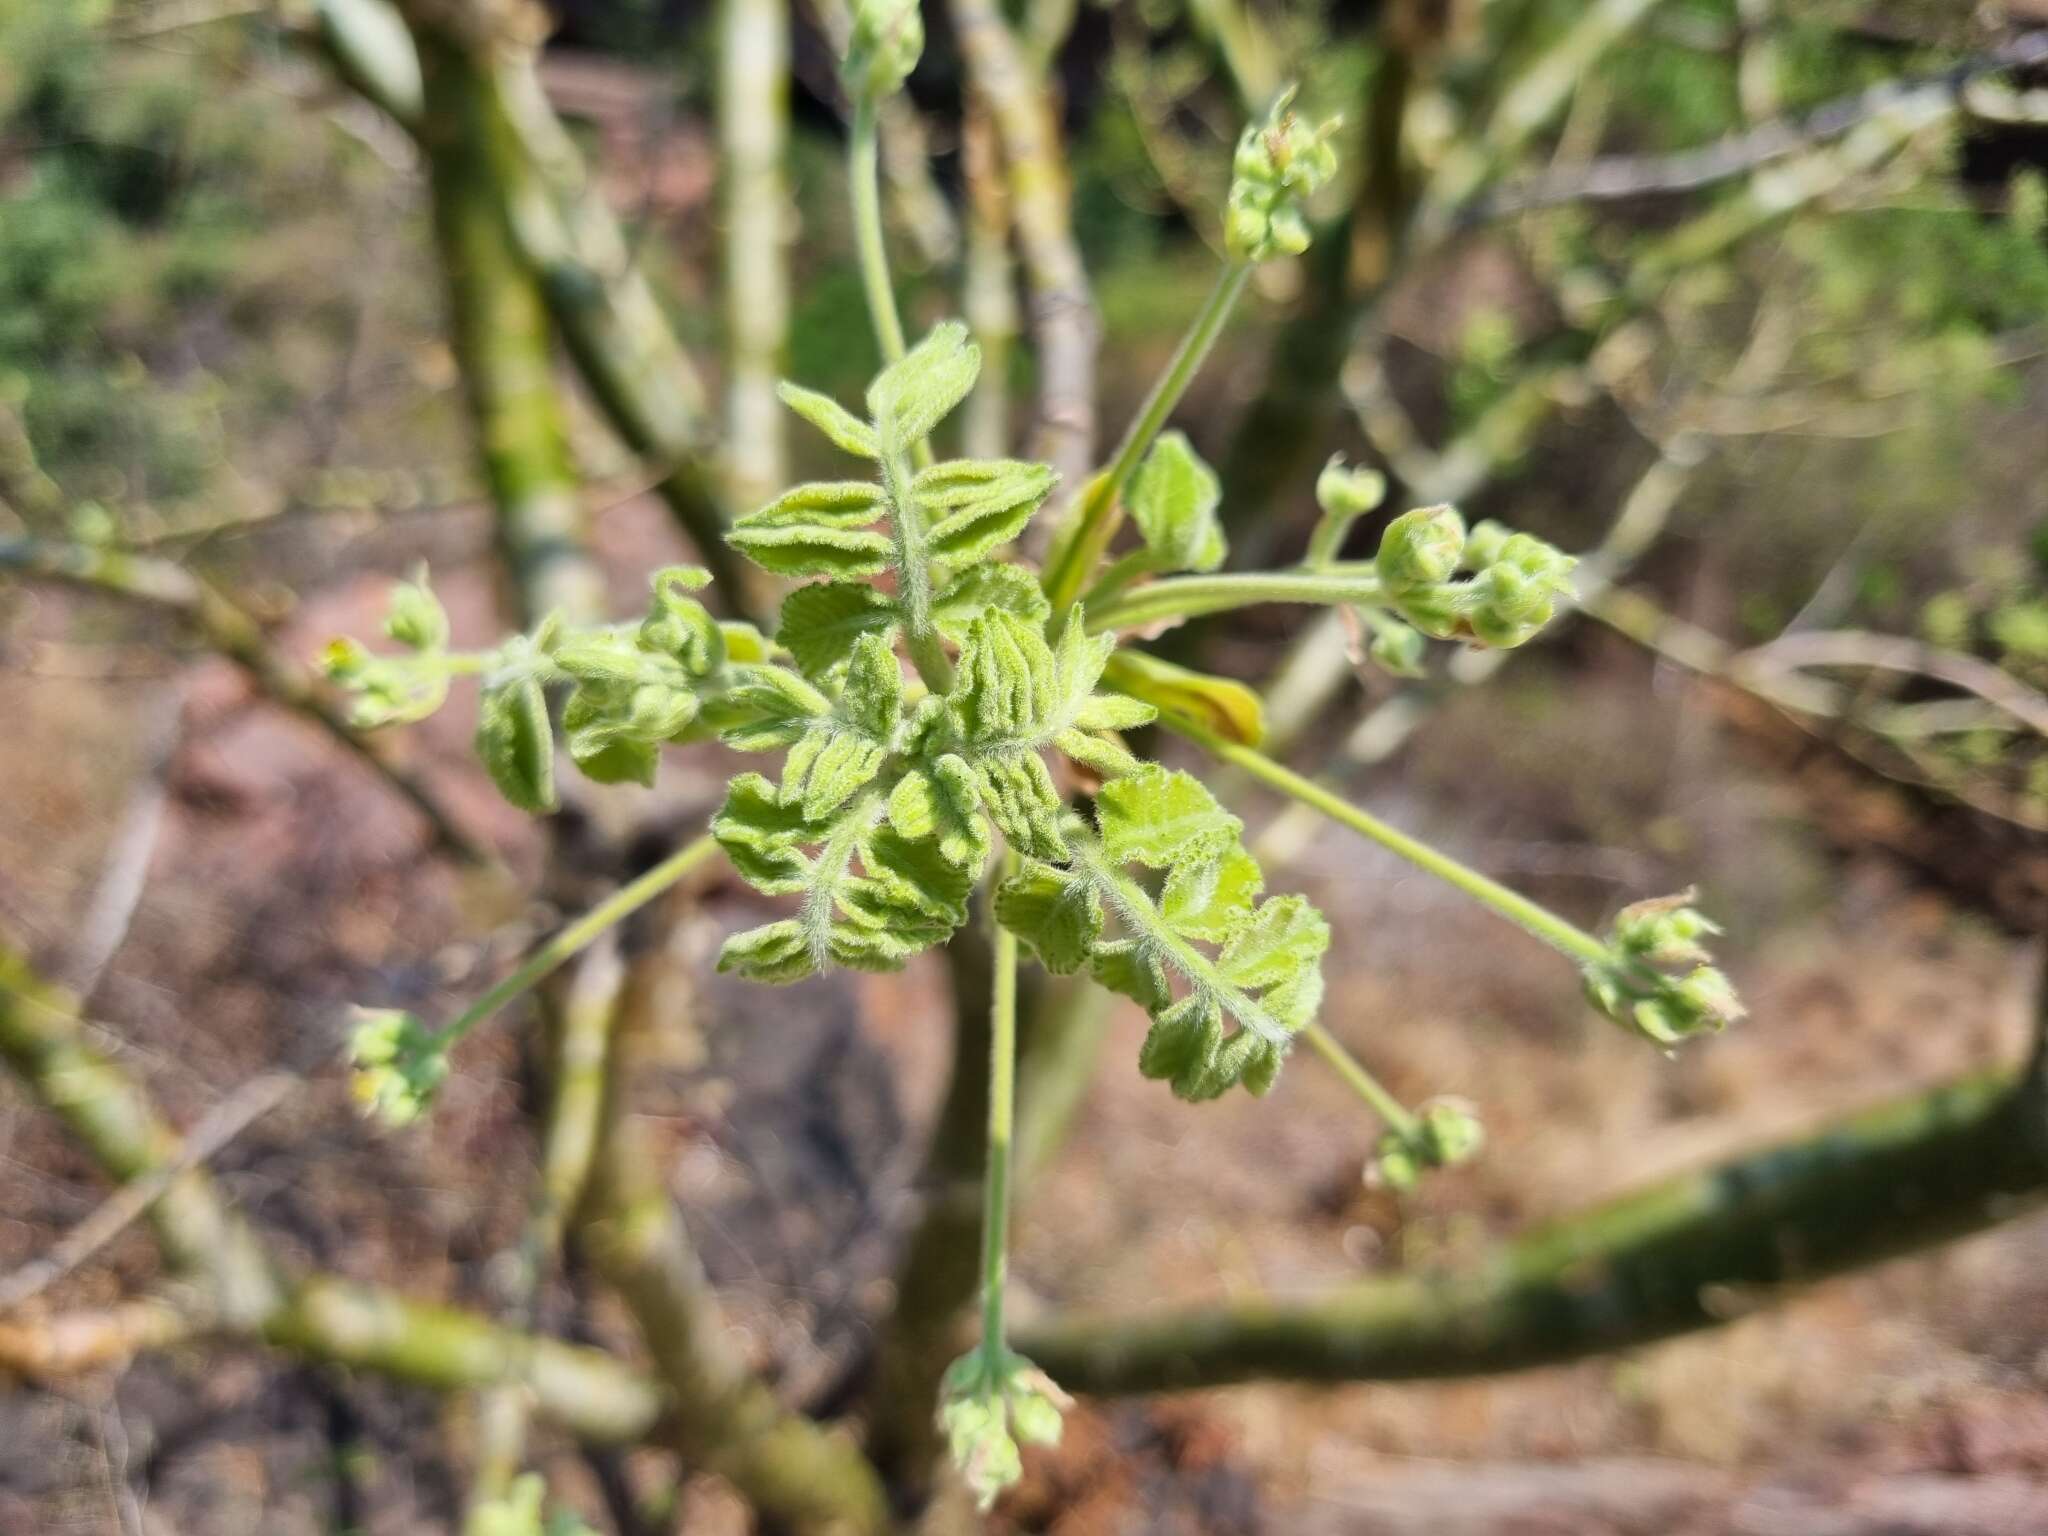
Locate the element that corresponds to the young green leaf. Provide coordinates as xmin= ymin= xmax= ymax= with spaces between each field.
xmin=383 ymin=565 xmax=449 ymax=652
xmin=709 ymin=666 xmax=833 ymax=752
xmin=867 ymin=320 xmax=980 ymax=453
xmin=931 ymin=563 xmax=1052 ymax=643
xmin=778 ymin=635 xmax=903 ymax=818
xmin=995 ymin=766 xmax=1329 ymax=1101
xmin=934 ymin=607 xmax=1151 ymax=859
xmin=777 ymin=581 xmax=899 ymax=675
xmin=727 ymin=482 xmax=895 ymax=578
xmin=777 ymin=380 xmax=880 ymax=459
xmin=914 ymin=458 xmax=1058 ymax=563
xmin=1126 ymin=431 xmax=1225 ymax=573
xmin=477 ymin=645 xmax=556 ymax=813
xmin=887 ymin=754 xmax=990 ymax=873
xmin=992 ymin=861 xmax=1103 ymax=973
xmin=714 ymin=782 xmax=968 ymax=983
xmin=561 ymin=679 xmax=697 ymax=786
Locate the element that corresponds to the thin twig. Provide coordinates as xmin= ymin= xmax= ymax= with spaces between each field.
xmin=1470 ymin=31 xmax=2048 ymax=222
xmin=0 ymin=1073 xmax=294 ymax=1313
xmin=0 ymin=536 xmax=494 ymax=868
xmin=60 ymin=696 xmax=181 ymax=1002
xmin=949 ymin=0 xmax=1099 ymax=500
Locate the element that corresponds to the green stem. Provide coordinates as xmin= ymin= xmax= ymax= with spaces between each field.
xmin=1042 ymin=261 xmax=1252 ymax=613
xmin=879 ymin=447 xmax=956 ymax=692
xmin=850 ymin=95 xmax=909 ymax=368
xmin=1084 ymin=569 xmax=1387 ymax=632
xmin=1301 ymin=1022 xmax=1418 ymax=1139
xmin=1166 ymin=721 xmax=1612 ymax=970
xmin=435 ymin=833 xmax=720 ymax=1050
xmin=979 ymin=860 xmax=1021 ymax=1360
xmin=1068 ymin=832 xmax=1291 ymax=1045
xmin=1076 ymin=548 xmax=1162 ymax=611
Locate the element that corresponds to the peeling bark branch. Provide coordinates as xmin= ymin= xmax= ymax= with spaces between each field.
xmin=576 ymin=937 xmax=891 ymax=1535
xmin=719 ymin=0 xmax=792 ymax=512
xmin=300 ymin=0 xmax=761 ymax=612
xmin=415 ymin=24 xmax=605 ymax=628
xmin=1021 ymin=1052 xmax=2048 ymax=1395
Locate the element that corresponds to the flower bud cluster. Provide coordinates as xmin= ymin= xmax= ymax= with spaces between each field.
xmin=1372 ymin=508 xmax=1576 ymax=650
xmin=843 ymin=0 xmax=923 ymax=102
xmin=937 ymin=1347 xmax=1070 ymax=1510
xmin=348 ymin=1007 xmax=448 ymax=1127
xmin=323 ymin=566 xmax=455 ymax=727
xmin=1583 ymin=889 xmax=1745 ymax=1046
xmin=1225 ymin=89 xmax=1342 ymax=262
xmin=1369 ymin=1098 xmax=1484 ymax=1192
xmin=1316 ymin=457 xmax=1387 ymax=521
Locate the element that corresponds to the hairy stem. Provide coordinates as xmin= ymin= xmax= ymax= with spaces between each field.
xmin=1042 ymin=262 xmax=1251 ymax=612
xmin=1083 ymin=568 xmax=1388 ymax=633
xmin=1301 ymin=1022 xmax=1419 ymax=1140
xmin=850 ymin=95 xmax=911 ymax=369
xmin=435 ymin=834 xmax=721 ymax=1052
xmin=1166 ymin=720 xmax=1612 ymax=970
xmin=979 ymin=869 xmax=1021 ymax=1359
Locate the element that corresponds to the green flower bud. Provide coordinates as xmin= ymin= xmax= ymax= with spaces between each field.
xmin=1376 ymin=505 xmax=1467 ymax=592
xmin=1495 ymin=531 xmax=1577 ymax=585
xmin=1316 ymin=456 xmax=1388 ymax=519
xmin=1467 ymin=605 xmax=1544 ymax=650
xmin=1267 ymin=204 xmax=1311 ymax=256
xmin=1224 ymin=87 xmax=1343 ymax=261
xmin=844 ymin=0 xmax=924 ymax=101
xmin=1611 ymin=888 xmax=1720 ymax=966
xmin=1418 ymin=1098 xmax=1485 ymax=1166
xmin=1224 ymin=199 xmax=1270 ymax=262
xmin=1368 ymin=615 xmax=1428 ymax=677
xmin=1368 ymin=1133 xmax=1420 ymax=1192
xmin=323 ymin=636 xmax=451 ymax=728
xmin=383 ymin=565 xmax=449 ymax=652
xmin=937 ymin=1347 xmax=1070 ymax=1511
xmin=348 ymin=1007 xmax=448 ymax=1127
xmin=1674 ymin=965 xmax=1744 ymax=1026
xmin=1481 ymin=562 xmax=1547 ymax=624
xmin=1460 ymin=518 xmax=1512 ymax=571
xmin=1583 ymin=891 xmax=1743 ymax=1046
xmin=1393 ymin=582 xmax=1470 ymax=639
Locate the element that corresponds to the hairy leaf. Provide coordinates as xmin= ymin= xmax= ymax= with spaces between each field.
xmin=778 ymin=581 xmax=899 ymax=675
xmin=995 ymin=767 xmax=1328 ymax=1101
xmin=777 ymin=381 xmax=879 ymax=458
xmin=867 ymin=320 xmax=980 ymax=453
xmin=914 ymin=458 xmax=1057 ymax=563
xmin=1127 ymin=431 xmax=1225 ymax=573
xmin=992 ymin=861 xmax=1102 ymax=974
xmin=887 ymin=755 xmax=989 ymax=873
xmin=727 ymin=481 xmax=894 ymax=578
xmin=477 ymin=647 xmax=555 ymax=813
xmin=936 ymin=607 xmax=1153 ymax=858
xmin=932 ymin=563 xmax=1051 ymax=643
xmin=778 ymin=635 xmax=903 ymax=818
xmin=711 ymin=666 xmax=832 ymax=752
